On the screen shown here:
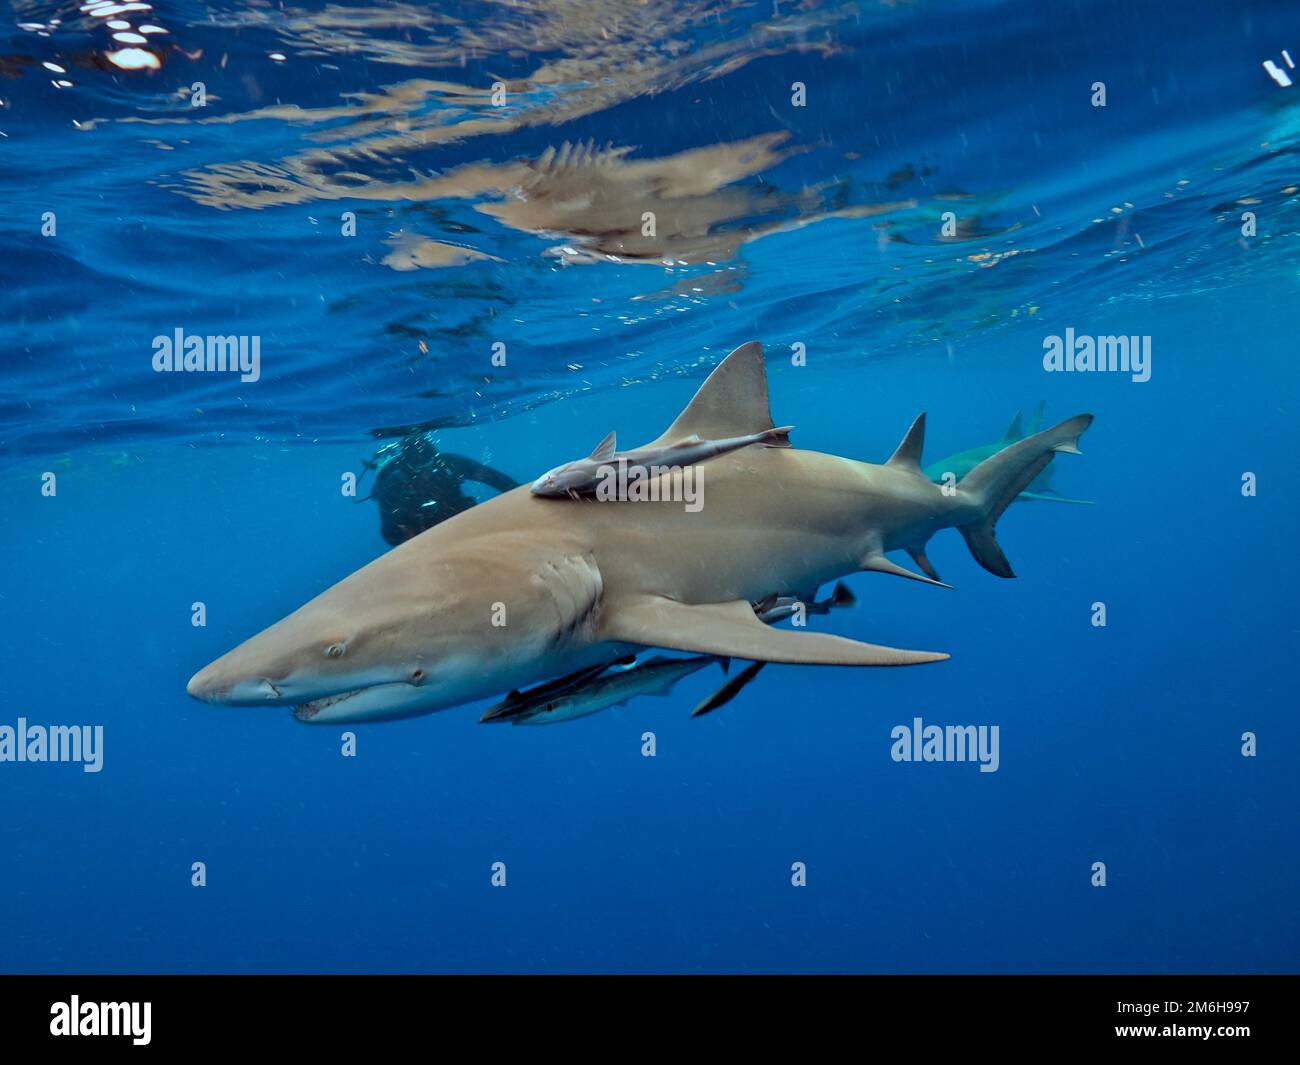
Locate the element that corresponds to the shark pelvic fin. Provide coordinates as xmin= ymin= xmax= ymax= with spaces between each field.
xmin=886 ymin=413 xmax=926 ymax=470
xmin=860 ymin=551 xmax=952 ymax=588
xmin=588 ymin=430 xmax=617 ymax=461
xmin=647 ymin=341 xmax=776 ymax=446
xmin=599 ymin=595 xmax=948 ymax=666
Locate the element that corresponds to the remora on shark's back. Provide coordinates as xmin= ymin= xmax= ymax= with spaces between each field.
xmin=186 ymin=341 xmax=1093 ymax=725
xmin=530 ymin=425 xmax=793 ymax=498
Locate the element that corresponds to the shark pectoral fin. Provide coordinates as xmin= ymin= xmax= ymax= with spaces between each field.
xmin=860 ymin=552 xmax=952 ymax=589
xmin=599 ymin=595 xmax=948 ymax=666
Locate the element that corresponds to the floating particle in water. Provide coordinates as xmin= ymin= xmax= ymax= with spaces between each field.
xmin=112 ymin=32 xmax=148 ymax=44
xmin=269 ymin=52 xmax=286 ymax=62
xmin=139 ymin=25 xmax=167 ymax=34
xmin=42 ymin=62 xmax=66 ymax=73
xmin=1262 ymin=59 xmax=1293 ymax=88
xmin=105 ymin=47 xmax=159 ymax=70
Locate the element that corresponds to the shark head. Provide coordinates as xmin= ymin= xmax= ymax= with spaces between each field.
xmin=186 ymin=533 xmax=591 ymax=724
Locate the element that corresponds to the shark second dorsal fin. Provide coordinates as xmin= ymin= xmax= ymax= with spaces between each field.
xmin=1001 ymin=411 xmax=1024 ymax=441
xmin=647 ymin=342 xmax=776 ymax=447
xmin=886 ymin=413 xmax=926 ymax=470
xmin=588 ymin=430 xmax=617 ymax=461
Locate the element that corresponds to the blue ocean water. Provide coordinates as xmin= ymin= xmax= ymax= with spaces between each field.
xmin=1 ymin=0 xmax=1297 ymax=973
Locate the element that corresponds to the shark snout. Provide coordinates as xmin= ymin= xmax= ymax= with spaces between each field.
xmin=186 ymin=665 xmax=287 ymax=705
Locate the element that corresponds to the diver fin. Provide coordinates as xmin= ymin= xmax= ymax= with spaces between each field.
xmin=646 ymin=342 xmax=776 ymax=446
xmin=1001 ymin=410 xmax=1023 ymax=441
xmin=958 ymin=414 xmax=1093 ymax=578
xmin=599 ymin=595 xmax=948 ymax=666
xmin=886 ymin=413 xmax=926 ymax=470
xmin=860 ymin=551 xmax=952 ymax=589
xmin=588 ymin=430 xmax=617 ymax=461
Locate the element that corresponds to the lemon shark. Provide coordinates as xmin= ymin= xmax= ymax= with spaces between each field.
xmin=924 ymin=404 xmax=1094 ymax=507
xmin=186 ymin=342 xmax=1092 ymax=724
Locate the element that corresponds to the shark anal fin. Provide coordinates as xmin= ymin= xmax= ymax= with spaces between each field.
xmin=860 ymin=552 xmax=952 ymax=589
xmin=599 ymin=595 xmax=948 ymax=666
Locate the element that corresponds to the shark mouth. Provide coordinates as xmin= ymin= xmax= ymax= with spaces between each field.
xmin=293 ymin=688 xmax=364 ymax=722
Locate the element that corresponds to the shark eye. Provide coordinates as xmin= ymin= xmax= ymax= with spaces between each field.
xmin=411 ymin=668 xmax=425 ymax=684
xmin=325 ymin=643 xmax=346 ymax=659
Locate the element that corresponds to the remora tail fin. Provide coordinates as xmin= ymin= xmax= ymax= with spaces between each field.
xmin=762 ymin=424 xmax=794 ymax=448
xmin=957 ymin=414 xmax=1093 ymax=578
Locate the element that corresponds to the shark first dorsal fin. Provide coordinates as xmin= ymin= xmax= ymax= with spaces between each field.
xmin=599 ymin=595 xmax=948 ymax=666
xmin=647 ymin=342 xmax=776 ymax=447
xmin=886 ymin=413 xmax=926 ymax=470
xmin=1001 ymin=411 xmax=1024 ymax=441
xmin=588 ymin=430 xmax=617 ymax=461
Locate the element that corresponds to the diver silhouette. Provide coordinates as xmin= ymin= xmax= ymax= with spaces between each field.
xmin=363 ymin=433 xmax=518 ymax=546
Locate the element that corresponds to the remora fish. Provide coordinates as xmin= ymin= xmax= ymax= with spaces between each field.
xmin=492 ymin=655 xmax=725 ymax=726
xmin=186 ymin=341 xmax=1093 ymax=726
xmin=754 ymin=581 xmax=857 ymax=625
xmin=479 ymin=655 xmax=636 ymax=722
xmin=693 ymin=582 xmax=859 ymax=717
xmin=530 ymin=425 xmax=793 ymax=498
xmin=924 ymin=403 xmax=1094 ymax=510
xmin=485 ymin=583 xmax=856 ymax=724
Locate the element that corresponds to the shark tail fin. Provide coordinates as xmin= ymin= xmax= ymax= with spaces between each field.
xmin=956 ymin=414 xmax=1093 ymax=578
